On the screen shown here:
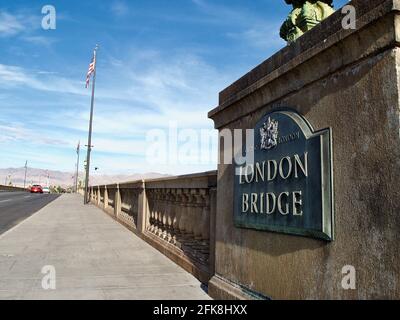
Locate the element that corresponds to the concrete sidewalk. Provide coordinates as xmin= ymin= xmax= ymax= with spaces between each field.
xmin=0 ymin=194 xmax=211 ymax=300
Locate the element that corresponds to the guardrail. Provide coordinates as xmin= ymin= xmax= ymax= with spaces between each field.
xmin=0 ymin=185 xmax=27 ymax=192
xmin=89 ymin=171 xmax=217 ymax=283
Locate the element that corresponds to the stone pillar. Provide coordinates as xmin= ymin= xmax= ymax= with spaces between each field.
xmin=208 ymin=0 xmax=400 ymax=300
xmin=114 ymin=184 xmax=121 ymax=218
xmin=200 ymin=189 xmax=210 ymax=244
xmin=104 ymin=186 xmax=108 ymax=210
xmin=164 ymin=189 xmax=172 ymax=241
xmin=147 ymin=189 xmax=155 ymax=232
xmin=178 ymin=191 xmax=189 ymax=239
xmin=209 ymin=188 xmax=217 ymax=279
xmin=137 ymin=181 xmax=147 ymax=235
xmin=153 ymin=189 xmax=161 ymax=235
xmin=193 ymin=190 xmax=204 ymax=241
xmin=97 ymin=186 xmax=101 ymax=207
xmin=183 ymin=189 xmax=195 ymax=242
xmin=172 ymin=189 xmax=182 ymax=244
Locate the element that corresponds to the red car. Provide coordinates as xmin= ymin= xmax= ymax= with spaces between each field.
xmin=30 ymin=185 xmax=43 ymax=193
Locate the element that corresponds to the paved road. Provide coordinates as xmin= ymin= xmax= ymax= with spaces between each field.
xmin=0 ymin=194 xmax=211 ymax=300
xmin=0 ymin=192 xmax=60 ymax=235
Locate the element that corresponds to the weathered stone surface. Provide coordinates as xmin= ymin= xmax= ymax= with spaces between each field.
xmin=210 ymin=0 xmax=394 ymax=120
xmin=89 ymin=171 xmax=218 ymax=285
xmin=208 ymin=0 xmax=400 ymax=299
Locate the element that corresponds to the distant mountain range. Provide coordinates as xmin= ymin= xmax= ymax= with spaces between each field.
xmin=0 ymin=167 xmax=170 ymax=188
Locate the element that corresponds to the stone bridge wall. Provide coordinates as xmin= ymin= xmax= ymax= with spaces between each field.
xmin=89 ymin=171 xmax=217 ymax=284
xmin=89 ymin=0 xmax=400 ymax=299
xmin=0 ymin=185 xmax=27 ymax=192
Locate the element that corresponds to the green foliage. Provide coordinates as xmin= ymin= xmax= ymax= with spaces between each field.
xmin=49 ymin=185 xmax=66 ymax=194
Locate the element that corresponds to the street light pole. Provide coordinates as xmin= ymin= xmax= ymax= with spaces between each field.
xmin=84 ymin=45 xmax=99 ymax=204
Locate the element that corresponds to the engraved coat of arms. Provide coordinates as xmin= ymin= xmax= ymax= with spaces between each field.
xmin=260 ymin=117 xmax=279 ymax=150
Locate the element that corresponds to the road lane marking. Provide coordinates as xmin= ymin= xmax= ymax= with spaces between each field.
xmin=0 ymin=199 xmax=12 ymax=203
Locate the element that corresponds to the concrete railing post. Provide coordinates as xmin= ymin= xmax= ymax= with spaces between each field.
xmin=137 ymin=180 xmax=147 ymax=235
xmin=115 ymin=184 xmax=121 ymax=218
xmin=104 ymin=186 xmax=108 ymax=210
xmin=97 ymin=186 xmax=100 ymax=207
xmin=209 ymin=187 xmax=217 ymax=277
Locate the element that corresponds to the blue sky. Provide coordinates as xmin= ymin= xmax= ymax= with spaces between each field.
xmin=0 ymin=0 xmax=349 ymax=175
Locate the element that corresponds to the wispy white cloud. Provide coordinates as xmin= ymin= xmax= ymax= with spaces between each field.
xmin=20 ymin=35 xmax=57 ymax=47
xmin=227 ymin=23 xmax=283 ymax=50
xmin=111 ymin=1 xmax=129 ymax=17
xmin=0 ymin=11 xmax=24 ymax=36
xmin=0 ymin=0 xmax=290 ymax=175
xmin=191 ymin=0 xmax=284 ymax=50
xmin=0 ymin=46 xmax=224 ymax=175
xmin=0 ymin=9 xmax=55 ymax=48
xmin=0 ymin=122 xmax=68 ymax=146
xmin=0 ymin=33 xmax=234 ymax=175
xmin=0 ymin=64 xmax=31 ymax=83
xmin=120 ymin=51 xmax=229 ymax=110
xmin=43 ymin=50 xmax=226 ymax=133
xmin=0 ymin=63 xmax=87 ymax=95
xmin=0 ymin=48 xmax=223 ymax=166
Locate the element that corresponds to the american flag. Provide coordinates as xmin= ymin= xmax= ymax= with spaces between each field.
xmin=85 ymin=51 xmax=96 ymax=88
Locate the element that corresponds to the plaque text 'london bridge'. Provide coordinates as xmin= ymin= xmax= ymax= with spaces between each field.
xmin=234 ymin=110 xmax=334 ymax=241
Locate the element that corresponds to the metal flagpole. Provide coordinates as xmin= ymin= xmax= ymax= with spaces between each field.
xmin=75 ymin=141 xmax=80 ymax=193
xmin=84 ymin=45 xmax=98 ymax=204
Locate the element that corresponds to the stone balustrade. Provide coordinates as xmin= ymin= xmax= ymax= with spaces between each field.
xmin=119 ymin=182 xmax=141 ymax=230
xmin=0 ymin=185 xmax=27 ymax=192
xmin=146 ymin=187 xmax=211 ymax=266
xmin=88 ymin=171 xmax=217 ymax=283
xmin=99 ymin=186 xmax=105 ymax=207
